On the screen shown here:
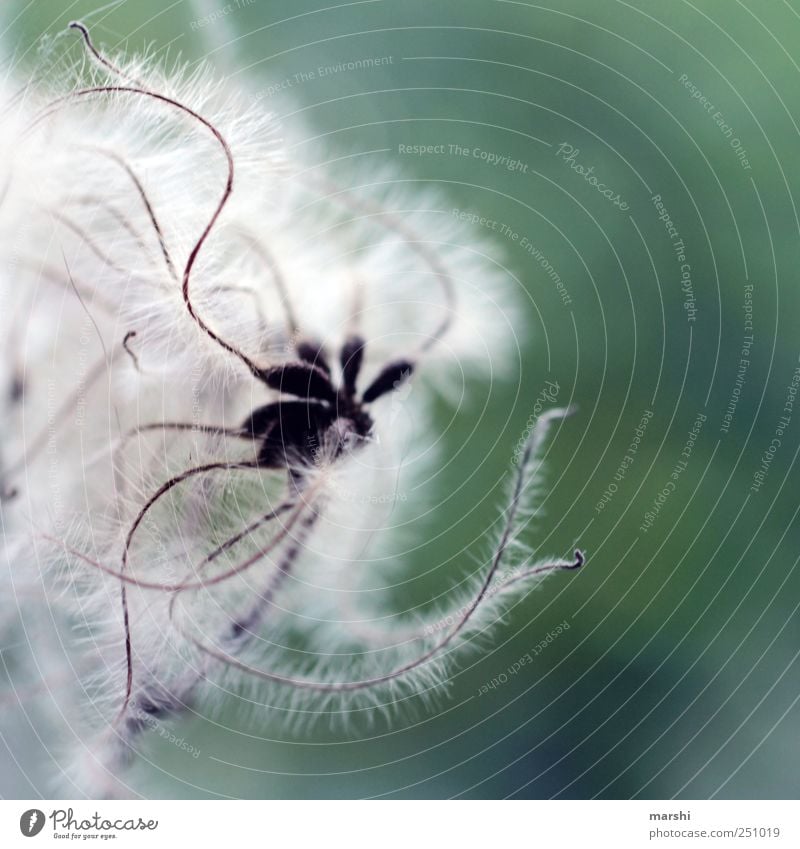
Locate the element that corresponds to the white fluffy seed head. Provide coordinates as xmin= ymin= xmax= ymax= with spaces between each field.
xmin=0 ymin=32 xmax=577 ymax=798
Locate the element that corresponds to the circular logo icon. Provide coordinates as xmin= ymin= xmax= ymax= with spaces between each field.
xmin=19 ymin=809 xmax=46 ymax=837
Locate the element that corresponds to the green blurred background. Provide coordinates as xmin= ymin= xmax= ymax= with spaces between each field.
xmin=6 ymin=0 xmax=800 ymax=799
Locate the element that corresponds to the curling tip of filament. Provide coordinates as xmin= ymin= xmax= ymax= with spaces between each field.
xmin=570 ymin=549 xmax=586 ymax=569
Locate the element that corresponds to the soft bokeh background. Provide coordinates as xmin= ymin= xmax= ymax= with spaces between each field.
xmin=4 ymin=0 xmax=800 ymax=799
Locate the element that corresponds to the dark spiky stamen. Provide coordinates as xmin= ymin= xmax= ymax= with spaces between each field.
xmin=296 ymin=340 xmax=331 ymax=375
xmin=340 ymin=334 xmax=365 ymax=398
xmin=362 ymin=359 xmax=414 ymax=403
xmin=259 ymin=362 xmax=336 ymax=403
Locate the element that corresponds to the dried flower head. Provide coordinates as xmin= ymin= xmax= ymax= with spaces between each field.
xmin=0 ymin=23 xmax=583 ymax=798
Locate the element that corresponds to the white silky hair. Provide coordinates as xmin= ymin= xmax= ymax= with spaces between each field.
xmin=0 ymin=31 xmax=580 ymax=798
